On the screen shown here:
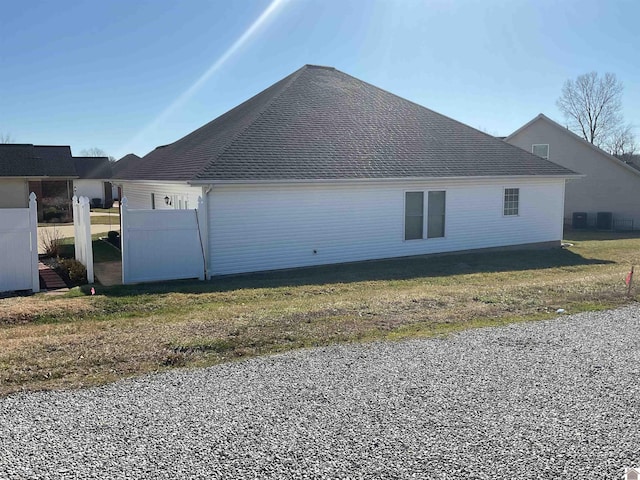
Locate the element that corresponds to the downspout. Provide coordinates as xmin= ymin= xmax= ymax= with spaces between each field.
xmin=201 ymin=185 xmax=213 ymax=279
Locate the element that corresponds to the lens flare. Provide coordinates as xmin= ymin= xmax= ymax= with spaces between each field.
xmin=119 ymin=0 xmax=288 ymax=156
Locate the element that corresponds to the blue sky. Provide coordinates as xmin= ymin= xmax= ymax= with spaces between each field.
xmin=1 ymin=0 xmax=638 ymax=159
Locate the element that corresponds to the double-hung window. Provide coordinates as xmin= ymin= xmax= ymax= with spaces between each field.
xmin=427 ymin=191 xmax=446 ymax=238
xmin=404 ymin=191 xmax=446 ymax=240
xmin=503 ymin=188 xmax=519 ymax=216
xmin=404 ymin=192 xmax=424 ymax=240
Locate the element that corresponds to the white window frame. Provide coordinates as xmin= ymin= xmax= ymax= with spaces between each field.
xmin=404 ymin=191 xmax=424 ymax=241
xmin=403 ymin=190 xmax=447 ymax=241
xmin=426 ymin=190 xmax=446 ymax=239
xmin=532 ymin=144 xmax=549 ymax=159
xmin=503 ymin=187 xmax=520 ymax=216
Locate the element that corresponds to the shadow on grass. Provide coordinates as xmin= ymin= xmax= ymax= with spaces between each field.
xmin=81 ymin=246 xmax=613 ymax=298
xmin=564 ymin=229 xmax=640 ymax=241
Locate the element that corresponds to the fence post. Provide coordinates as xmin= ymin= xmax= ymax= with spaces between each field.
xmin=196 ymin=196 xmax=207 ymax=280
xmin=72 ymin=195 xmax=80 ymax=262
xmin=29 ymin=192 xmax=40 ymax=293
xmin=80 ymin=196 xmax=94 ymax=284
xmin=120 ymin=197 xmax=128 ymax=284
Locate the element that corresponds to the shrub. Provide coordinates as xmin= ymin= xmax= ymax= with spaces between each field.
xmin=40 ymin=228 xmax=63 ymax=257
xmin=58 ymin=258 xmax=87 ymax=284
xmin=106 ymin=230 xmax=121 ymax=249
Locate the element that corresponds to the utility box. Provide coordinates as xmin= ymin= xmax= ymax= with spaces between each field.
xmin=572 ymin=212 xmax=588 ymax=229
xmin=596 ymin=212 xmax=613 ymax=230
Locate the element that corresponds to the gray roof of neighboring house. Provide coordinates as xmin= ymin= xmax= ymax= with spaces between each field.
xmin=73 ymin=156 xmax=113 ymax=179
xmin=0 ymin=144 xmax=77 ymax=177
xmin=112 ymin=153 xmax=141 ymax=176
xmin=114 ymin=65 xmax=578 ymax=182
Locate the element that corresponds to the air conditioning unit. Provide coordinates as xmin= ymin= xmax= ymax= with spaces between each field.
xmin=572 ymin=212 xmax=588 ymax=229
xmin=596 ymin=212 xmax=613 ymax=230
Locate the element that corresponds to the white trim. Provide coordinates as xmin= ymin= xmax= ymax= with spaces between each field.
xmin=532 ymin=143 xmax=549 ymax=159
xmin=502 ymin=187 xmax=520 ymax=217
xmin=403 ymin=189 xmax=447 ymax=241
xmin=188 ymin=173 xmax=581 ymax=187
xmin=403 ymin=190 xmax=424 ymax=241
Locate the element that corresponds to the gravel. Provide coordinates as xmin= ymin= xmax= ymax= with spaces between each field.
xmin=1 ymin=306 xmax=640 ymax=479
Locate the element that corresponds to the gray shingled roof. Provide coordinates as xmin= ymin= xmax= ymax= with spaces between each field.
xmin=73 ymin=157 xmax=112 ymax=179
xmin=112 ymin=153 xmax=141 ymax=177
xmin=115 ymin=65 xmax=577 ymax=182
xmin=0 ymin=144 xmax=77 ymax=177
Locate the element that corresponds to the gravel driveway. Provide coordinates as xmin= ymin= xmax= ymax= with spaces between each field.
xmin=1 ymin=306 xmax=639 ymax=479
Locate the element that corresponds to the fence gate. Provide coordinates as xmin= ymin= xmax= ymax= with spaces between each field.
xmin=0 ymin=193 xmax=40 ymax=293
xmin=72 ymin=196 xmax=94 ymax=284
xmin=120 ymin=197 xmax=206 ymax=284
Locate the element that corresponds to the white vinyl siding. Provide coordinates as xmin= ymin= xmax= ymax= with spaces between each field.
xmin=119 ymin=182 xmax=201 ymax=210
xmin=208 ymin=178 xmax=564 ymax=276
xmin=73 ymin=180 xmax=105 ymax=203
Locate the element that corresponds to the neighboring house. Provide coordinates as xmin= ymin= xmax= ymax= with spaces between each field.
xmin=506 ymin=114 xmax=640 ymax=230
xmin=113 ymin=153 xmax=141 ymax=177
xmin=112 ymin=153 xmax=141 ymax=201
xmin=72 ymin=156 xmax=114 ymax=208
xmin=0 ymin=144 xmax=77 ymax=219
xmin=0 ymin=144 xmax=117 ymax=219
xmin=113 ymin=65 xmax=578 ymax=277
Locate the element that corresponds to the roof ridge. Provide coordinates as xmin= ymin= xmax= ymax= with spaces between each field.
xmin=193 ymin=65 xmax=309 ymax=179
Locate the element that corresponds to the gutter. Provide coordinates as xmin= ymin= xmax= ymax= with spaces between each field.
xmin=187 ymin=173 xmax=584 ymax=187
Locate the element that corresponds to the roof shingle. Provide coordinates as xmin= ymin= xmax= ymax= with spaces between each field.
xmin=115 ymin=65 xmax=577 ymax=182
xmin=0 ymin=144 xmax=76 ymax=177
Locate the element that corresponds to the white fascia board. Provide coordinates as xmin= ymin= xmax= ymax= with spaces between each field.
xmin=188 ymin=174 xmax=583 ymax=187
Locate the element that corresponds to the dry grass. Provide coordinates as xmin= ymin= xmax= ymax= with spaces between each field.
xmin=1 ymin=230 xmax=639 ymax=397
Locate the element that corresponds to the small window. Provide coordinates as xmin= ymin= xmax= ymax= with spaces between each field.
xmin=504 ymin=188 xmax=519 ymax=216
xmin=151 ymin=193 xmax=156 ymax=210
xmin=405 ymin=192 xmax=424 ymax=240
xmin=427 ymin=191 xmax=446 ymax=238
xmin=532 ymin=144 xmax=549 ymax=159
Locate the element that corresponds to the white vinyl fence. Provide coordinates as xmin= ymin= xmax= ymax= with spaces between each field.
xmin=72 ymin=196 xmax=94 ymax=284
xmin=120 ymin=197 xmax=206 ymax=284
xmin=0 ymin=193 xmax=40 ymax=293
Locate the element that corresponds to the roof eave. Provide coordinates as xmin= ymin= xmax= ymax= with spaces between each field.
xmin=188 ymin=173 xmax=583 ymax=186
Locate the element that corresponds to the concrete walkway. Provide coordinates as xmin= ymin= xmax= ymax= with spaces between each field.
xmin=94 ymin=261 xmax=122 ymax=286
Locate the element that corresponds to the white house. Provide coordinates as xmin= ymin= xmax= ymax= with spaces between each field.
xmin=505 ymin=114 xmax=640 ymax=230
xmin=114 ymin=65 xmax=578 ymax=278
xmin=72 ymin=156 xmax=114 ymax=208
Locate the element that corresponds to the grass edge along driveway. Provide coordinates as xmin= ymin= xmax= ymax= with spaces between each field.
xmin=1 ymin=230 xmax=638 ymax=397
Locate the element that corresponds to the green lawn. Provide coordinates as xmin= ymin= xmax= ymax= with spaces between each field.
xmin=1 ymin=231 xmax=638 ymax=396
xmin=39 ymin=215 xmax=120 ymax=227
xmin=91 ymin=207 xmax=119 ymax=214
xmin=59 ymin=234 xmax=121 ymax=263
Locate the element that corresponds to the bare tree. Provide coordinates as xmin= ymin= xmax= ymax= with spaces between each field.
xmin=0 ymin=133 xmax=14 ymax=143
xmin=607 ymin=124 xmax=638 ymax=161
xmin=79 ymin=147 xmax=107 ymax=157
xmin=556 ymin=72 xmax=625 ymax=148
